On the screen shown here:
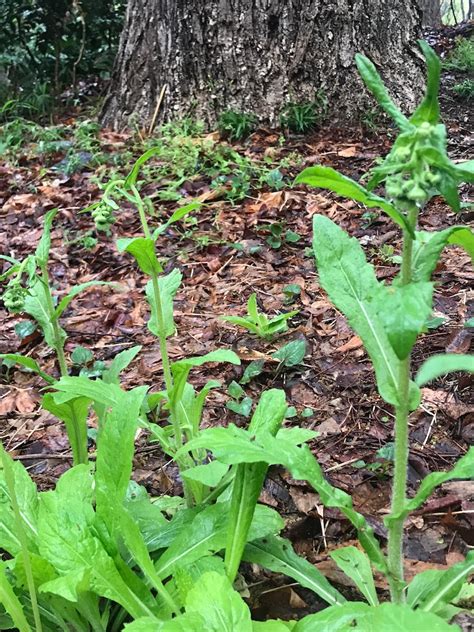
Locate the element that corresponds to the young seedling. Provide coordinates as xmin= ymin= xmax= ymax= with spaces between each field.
xmin=222 ymin=293 xmax=298 ymax=340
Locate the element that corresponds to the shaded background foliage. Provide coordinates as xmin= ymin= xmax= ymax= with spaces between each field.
xmin=0 ymin=0 xmax=125 ymax=117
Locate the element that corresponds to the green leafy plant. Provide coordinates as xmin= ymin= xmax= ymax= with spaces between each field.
xmin=280 ymin=91 xmax=328 ymax=133
xmin=217 ymin=110 xmax=257 ymax=140
xmin=0 ymin=210 xmax=116 ymax=464
xmin=452 ymin=78 xmax=474 ymax=99
xmin=222 ymin=293 xmax=298 ymax=340
xmin=292 ymin=40 xmax=474 ymax=611
xmin=443 ymin=37 xmax=474 ymax=72
xmin=262 ymin=222 xmax=301 ymax=249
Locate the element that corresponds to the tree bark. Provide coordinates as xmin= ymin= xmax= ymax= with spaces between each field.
xmin=102 ymin=0 xmax=424 ymax=130
xmin=419 ymin=0 xmax=441 ymax=26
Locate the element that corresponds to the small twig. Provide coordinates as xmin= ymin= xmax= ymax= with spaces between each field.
xmin=148 ymin=85 xmax=168 ymax=136
xmin=325 ymin=456 xmax=363 ymax=472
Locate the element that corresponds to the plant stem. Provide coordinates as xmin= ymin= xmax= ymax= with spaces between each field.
xmin=39 ymin=264 xmax=68 ymax=377
xmin=387 ymin=204 xmax=418 ymax=602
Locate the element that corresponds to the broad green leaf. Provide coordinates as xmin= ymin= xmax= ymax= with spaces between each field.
xmin=0 ymin=561 xmax=31 ymax=632
xmin=155 ymin=502 xmax=283 ymax=579
xmin=181 ymin=425 xmax=388 ymax=574
xmin=312 ymin=215 xmax=420 ymax=408
xmin=55 ymin=281 xmax=116 ymax=319
xmin=355 ymin=54 xmax=411 ymax=131
xmin=272 ymin=340 xmax=306 ymax=367
xmin=153 ymin=202 xmax=202 ymax=239
xmin=146 ymin=268 xmax=182 ymax=338
xmin=409 ymin=40 xmax=441 ymax=125
xmin=416 ymin=354 xmax=474 ymax=386
xmin=173 ymin=557 xmax=226 ymax=605
xmin=412 ymin=227 xmax=474 ymax=282
xmin=375 ymin=282 xmax=433 ymax=359
xmin=0 ymin=354 xmax=54 ymax=384
xmin=408 ymin=553 xmax=474 ymax=613
xmin=117 ymin=507 xmax=178 ymax=616
xmin=52 ymin=376 xmax=125 ymax=407
xmin=38 ymin=466 xmax=156 ymax=619
xmin=181 ymin=460 xmax=229 ymax=487
xmin=117 ymin=237 xmax=163 ymax=275
xmin=95 ymin=386 xmax=148 ymax=532
xmin=24 ymin=278 xmax=66 ymax=350
xmin=39 ymin=567 xmax=90 ymax=602
xmin=454 ymin=159 xmax=474 ymax=183
xmin=102 ymin=345 xmax=142 ymax=384
xmin=388 ymin=448 xmax=473 ymax=523
xmin=42 ymin=394 xmax=90 ymax=466
xmin=294 ymin=602 xmax=458 ymax=631
xmin=0 ymin=452 xmax=38 ymax=555
xmin=170 ymin=350 xmax=240 ymax=412
xmin=329 ymin=546 xmax=378 ymax=606
xmin=244 ymin=536 xmax=345 ymax=607
xmin=226 ymin=390 xmax=287 ymax=581
xmin=35 ymin=208 xmax=59 ymax=266
xmin=295 ymin=166 xmax=410 ymax=233
xmin=185 ymin=571 xmax=252 ymax=631
xmin=240 ymin=360 xmax=265 ymax=384
xmin=253 ymin=622 xmax=295 ymax=631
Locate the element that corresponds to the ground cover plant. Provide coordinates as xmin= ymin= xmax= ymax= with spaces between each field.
xmin=0 ymin=40 xmax=473 ymax=631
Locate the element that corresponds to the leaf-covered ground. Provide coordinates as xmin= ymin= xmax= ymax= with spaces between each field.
xmin=0 ymin=32 xmax=472 ymax=619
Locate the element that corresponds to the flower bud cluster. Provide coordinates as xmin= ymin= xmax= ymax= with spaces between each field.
xmin=2 ymin=282 xmax=28 ymax=313
xmin=91 ymin=200 xmax=115 ymax=232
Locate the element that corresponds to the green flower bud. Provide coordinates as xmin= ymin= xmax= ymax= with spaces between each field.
xmin=406 ymin=183 xmax=427 ymax=202
xmin=2 ymin=284 xmax=28 ymax=313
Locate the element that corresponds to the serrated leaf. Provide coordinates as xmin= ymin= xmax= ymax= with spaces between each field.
xmin=146 ymin=268 xmax=182 ymax=338
xmin=295 ymin=166 xmax=410 ymax=233
xmin=0 ymin=451 xmax=38 ymax=556
xmin=312 ymin=215 xmax=420 ymax=408
xmin=329 ymin=546 xmax=378 ymax=606
xmin=416 ymin=354 xmax=474 ymax=386
xmin=244 ymin=536 xmax=345 ymax=606
xmin=185 ymin=571 xmax=252 ymax=631
xmin=117 ymin=237 xmax=163 ymax=275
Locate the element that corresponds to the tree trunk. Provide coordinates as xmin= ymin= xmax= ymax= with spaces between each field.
xmin=101 ymin=0 xmax=424 ymax=130
xmin=419 ymin=0 xmax=441 ymax=26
